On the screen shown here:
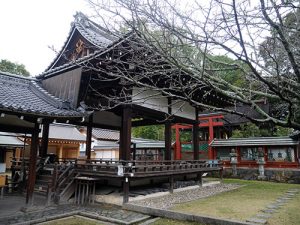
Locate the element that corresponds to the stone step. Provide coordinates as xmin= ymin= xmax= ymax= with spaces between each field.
xmin=246 ymin=217 xmax=267 ymax=224
xmin=262 ymin=209 xmax=277 ymax=214
xmin=266 ymin=204 xmax=280 ymax=209
xmin=255 ymin=213 xmax=272 ymax=219
xmin=285 ymin=193 xmax=296 ymax=196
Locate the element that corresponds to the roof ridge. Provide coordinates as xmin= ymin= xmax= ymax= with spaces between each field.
xmin=74 ymin=12 xmax=118 ymax=46
xmin=0 ymin=71 xmax=35 ymax=83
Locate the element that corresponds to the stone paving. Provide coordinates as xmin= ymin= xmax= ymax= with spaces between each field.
xmin=131 ymin=183 xmax=241 ymax=209
xmin=246 ymin=188 xmax=300 ymax=224
xmin=0 ymin=203 xmax=150 ymax=225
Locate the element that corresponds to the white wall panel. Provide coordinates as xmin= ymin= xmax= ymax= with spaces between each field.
xmin=132 ymin=88 xmax=168 ymax=113
xmin=171 ymin=100 xmax=195 ymax=120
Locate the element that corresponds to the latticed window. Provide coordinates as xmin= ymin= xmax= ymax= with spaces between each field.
xmin=240 ymin=147 xmax=258 ymax=161
xmin=267 ymin=147 xmax=295 ymax=162
xmin=216 ymin=147 xmax=231 ymax=160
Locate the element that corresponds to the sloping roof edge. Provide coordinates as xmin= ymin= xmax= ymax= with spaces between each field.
xmin=210 ymin=137 xmax=299 ymax=147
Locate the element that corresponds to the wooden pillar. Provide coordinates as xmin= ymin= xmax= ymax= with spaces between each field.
xmin=123 ymin=177 xmax=130 ymax=203
xmin=193 ymin=123 xmax=199 ymax=160
xmin=40 ymin=122 xmax=49 ymax=158
xmin=175 ymin=124 xmax=181 ymax=160
xmin=15 ymin=148 xmax=21 ymax=159
xmin=164 ymin=121 xmax=172 ymax=160
xmin=58 ymin=144 xmax=63 ymax=159
xmin=119 ymin=107 xmax=132 ymax=160
xmin=26 ymin=123 xmax=40 ymax=205
xmin=208 ymin=118 xmax=214 ymax=159
xmin=86 ymin=115 xmax=93 ymax=160
xmin=193 ymin=108 xmax=199 ymax=160
xmin=132 ymin=143 xmax=136 ymax=161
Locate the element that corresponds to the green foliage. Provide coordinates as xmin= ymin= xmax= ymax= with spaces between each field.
xmin=273 ymin=126 xmax=293 ymax=137
xmin=132 ymin=125 xmax=164 ymax=140
xmin=208 ymin=55 xmax=248 ymax=88
xmin=231 ymin=123 xmax=293 ymax=138
xmin=231 ymin=123 xmax=271 ymax=138
xmin=179 ymin=130 xmax=192 ymax=142
xmin=0 ymin=59 xmax=30 ymax=76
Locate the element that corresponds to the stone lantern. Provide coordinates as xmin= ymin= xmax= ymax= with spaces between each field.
xmin=257 ymin=147 xmax=266 ymax=180
xmin=230 ymin=148 xmax=238 ymax=177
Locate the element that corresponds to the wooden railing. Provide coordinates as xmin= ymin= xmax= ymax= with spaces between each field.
xmin=73 ymin=159 xmax=222 ymax=178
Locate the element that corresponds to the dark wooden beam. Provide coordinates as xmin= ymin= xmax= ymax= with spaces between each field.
xmin=119 ymin=107 xmax=132 ymax=160
xmin=85 ymin=115 xmax=93 ymax=160
xmin=26 ymin=123 xmax=40 ymax=205
xmin=39 ymin=122 xmax=49 ymax=158
xmin=193 ymin=108 xmax=200 ymax=160
xmin=132 ymin=143 xmax=137 ymax=161
xmin=164 ymin=121 xmax=172 ymax=160
xmin=164 ymin=98 xmax=172 ymax=161
xmin=173 ymin=115 xmax=195 ymax=125
xmin=193 ymin=123 xmax=199 ymax=160
xmin=71 ymin=120 xmax=120 ymax=131
xmin=0 ymin=124 xmax=34 ymax=134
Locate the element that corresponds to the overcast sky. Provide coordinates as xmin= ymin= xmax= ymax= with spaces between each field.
xmin=0 ymin=0 xmax=91 ymax=76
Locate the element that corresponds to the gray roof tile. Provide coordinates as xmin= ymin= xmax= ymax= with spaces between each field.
xmin=0 ymin=71 xmax=85 ymax=118
xmin=210 ymin=137 xmax=299 ymax=147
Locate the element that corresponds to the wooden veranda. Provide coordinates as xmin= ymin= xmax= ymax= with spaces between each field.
xmin=13 ymin=158 xmax=222 ymax=204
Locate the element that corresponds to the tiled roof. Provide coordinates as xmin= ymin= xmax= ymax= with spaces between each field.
xmin=0 ymin=71 xmax=85 ymax=117
xmin=74 ymin=12 xmax=118 ymax=49
xmin=92 ymin=128 xmax=120 ymax=141
xmin=210 ymin=137 xmax=299 ymax=147
xmin=84 ymin=127 xmax=166 ymax=148
xmin=0 ymin=132 xmax=25 ymax=147
xmin=48 ymin=124 xmax=86 ymax=141
xmin=93 ymin=137 xmax=166 ymax=150
xmin=199 ymin=101 xmax=270 ymax=126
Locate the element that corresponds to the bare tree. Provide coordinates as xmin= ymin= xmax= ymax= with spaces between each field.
xmin=84 ymin=0 xmax=300 ymax=130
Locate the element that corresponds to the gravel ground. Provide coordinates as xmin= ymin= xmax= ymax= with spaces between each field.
xmin=131 ymin=183 xmax=241 ymax=209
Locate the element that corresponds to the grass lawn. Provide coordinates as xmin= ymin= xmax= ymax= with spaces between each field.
xmin=42 ymin=216 xmax=106 ymax=225
xmin=171 ymin=179 xmax=300 ymax=222
xmin=151 ymin=218 xmax=203 ymax=225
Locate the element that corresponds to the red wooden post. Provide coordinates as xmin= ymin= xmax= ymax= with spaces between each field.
xmin=208 ymin=118 xmax=214 ymax=159
xmin=26 ymin=122 xmax=40 ymax=205
xmin=199 ymin=115 xmax=223 ymax=160
xmin=175 ymin=124 xmax=181 ymax=160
